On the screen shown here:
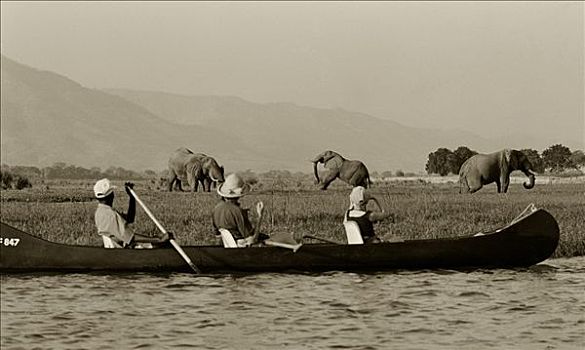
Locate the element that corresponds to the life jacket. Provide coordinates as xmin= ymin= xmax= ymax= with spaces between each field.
xmin=344 ymin=210 xmax=375 ymax=241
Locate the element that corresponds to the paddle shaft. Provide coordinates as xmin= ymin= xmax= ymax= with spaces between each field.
xmin=302 ymin=234 xmax=342 ymax=245
xmin=127 ymin=188 xmax=201 ymax=274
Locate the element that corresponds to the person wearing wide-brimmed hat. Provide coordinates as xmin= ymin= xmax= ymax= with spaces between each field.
xmin=212 ymin=173 xmax=266 ymax=246
xmin=344 ymin=186 xmax=392 ymax=243
xmin=94 ymin=178 xmax=170 ymax=248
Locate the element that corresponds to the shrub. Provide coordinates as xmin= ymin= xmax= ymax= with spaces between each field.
xmin=0 ymin=170 xmax=14 ymax=189
xmin=14 ymin=175 xmax=32 ymax=190
xmin=0 ymin=170 xmax=32 ymax=190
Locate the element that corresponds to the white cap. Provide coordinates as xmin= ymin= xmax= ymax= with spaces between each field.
xmin=93 ymin=178 xmax=117 ymax=198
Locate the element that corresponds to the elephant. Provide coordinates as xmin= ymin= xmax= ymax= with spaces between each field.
xmin=191 ymin=152 xmax=225 ymax=192
xmin=459 ymin=149 xmax=536 ymax=194
xmin=167 ymin=148 xmax=204 ymax=192
xmin=312 ymin=150 xmax=371 ymax=190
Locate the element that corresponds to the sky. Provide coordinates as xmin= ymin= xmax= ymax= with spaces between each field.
xmin=1 ymin=1 xmax=583 ymax=148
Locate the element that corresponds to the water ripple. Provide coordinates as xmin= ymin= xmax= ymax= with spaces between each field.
xmin=2 ymin=257 xmax=585 ymax=350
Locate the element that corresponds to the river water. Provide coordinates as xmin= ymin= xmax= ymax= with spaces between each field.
xmin=1 ymin=257 xmax=584 ymax=350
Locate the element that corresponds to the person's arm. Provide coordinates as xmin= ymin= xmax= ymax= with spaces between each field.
xmin=369 ymin=211 xmax=391 ymax=223
xmin=232 ymin=207 xmax=255 ymax=241
xmin=367 ymin=197 xmax=392 ymax=223
xmin=122 ymin=182 xmax=136 ymax=224
xmin=249 ymin=201 xmax=264 ymax=244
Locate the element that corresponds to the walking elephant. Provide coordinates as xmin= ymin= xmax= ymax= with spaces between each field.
xmin=312 ymin=150 xmax=371 ymax=190
xmin=192 ymin=153 xmax=225 ymax=192
xmin=167 ymin=148 xmax=204 ymax=192
xmin=459 ymin=149 xmax=536 ymax=194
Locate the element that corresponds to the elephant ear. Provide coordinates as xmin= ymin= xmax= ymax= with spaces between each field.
xmin=324 ymin=154 xmax=343 ymax=170
xmin=186 ymin=158 xmax=202 ymax=175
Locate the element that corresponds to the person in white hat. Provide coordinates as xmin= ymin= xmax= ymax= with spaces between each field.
xmin=94 ymin=179 xmax=170 ymax=248
xmin=344 ymin=186 xmax=392 ymax=243
xmin=212 ymin=173 xmax=267 ymax=246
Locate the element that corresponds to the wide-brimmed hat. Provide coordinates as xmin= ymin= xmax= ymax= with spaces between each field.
xmin=217 ymin=173 xmax=250 ymax=198
xmin=94 ymin=178 xmax=117 ymax=198
xmin=349 ymin=186 xmax=370 ymax=209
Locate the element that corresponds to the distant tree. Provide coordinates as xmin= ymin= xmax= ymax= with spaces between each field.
xmin=240 ymin=169 xmax=259 ymax=187
xmin=14 ymin=175 xmax=32 ymax=190
xmin=520 ymin=148 xmax=545 ymax=173
xmin=52 ymin=162 xmax=67 ymax=169
xmin=570 ymin=150 xmax=585 ymax=169
xmin=452 ymin=146 xmax=478 ymax=174
xmin=381 ymin=170 xmax=393 ymax=178
xmin=144 ymin=169 xmax=157 ymax=178
xmin=426 ymin=148 xmax=457 ymax=176
xmin=395 ymin=170 xmax=405 ymax=177
xmin=542 ymin=144 xmax=573 ymax=173
xmin=0 ymin=170 xmax=14 ymax=189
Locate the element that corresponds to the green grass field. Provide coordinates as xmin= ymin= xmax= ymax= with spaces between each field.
xmin=1 ymin=179 xmax=583 ymax=258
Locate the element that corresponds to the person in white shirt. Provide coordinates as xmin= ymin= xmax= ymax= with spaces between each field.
xmin=94 ymin=178 xmax=170 ymax=248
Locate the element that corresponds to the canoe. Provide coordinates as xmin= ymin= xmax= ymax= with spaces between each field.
xmin=0 ymin=208 xmax=559 ymax=274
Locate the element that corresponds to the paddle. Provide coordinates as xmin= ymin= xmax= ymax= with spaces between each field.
xmin=127 ymin=187 xmax=201 ymax=274
xmin=264 ymin=232 xmax=303 ymax=252
xmin=302 ymin=234 xmax=343 ymax=245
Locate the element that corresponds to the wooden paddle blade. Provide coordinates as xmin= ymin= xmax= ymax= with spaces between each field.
xmin=264 ymin=240 xmax=302 ymax=252
xmin=264 ymin=232 xmax=302 ymax=252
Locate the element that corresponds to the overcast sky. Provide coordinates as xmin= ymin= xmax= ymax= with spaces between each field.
xmin=1 ymin=1 xmax=583 ymax=147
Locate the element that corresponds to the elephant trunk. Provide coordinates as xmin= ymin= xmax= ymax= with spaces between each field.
xmin=523 ymin=171 xmax=535 ymax=189
xmin=313 ymin=162 xmax=320 ymax=184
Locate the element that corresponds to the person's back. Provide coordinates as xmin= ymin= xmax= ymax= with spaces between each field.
xmin=212 ymin=199 xmax=254 ymax=240
xmin=345 ymin=209 xmax=376 ymax=242
xmin=95 ymin=202 xmax=134 ymax=247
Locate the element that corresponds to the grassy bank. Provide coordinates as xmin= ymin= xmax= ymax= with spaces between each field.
xmin=1 ymin=181 xmax=583 ymax=258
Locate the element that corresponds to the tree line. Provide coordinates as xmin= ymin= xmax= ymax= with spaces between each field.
xmin=425 ymin=144 xmax=585 ymax=176
xmin=0 ymin=162 xmax=154 ymax=184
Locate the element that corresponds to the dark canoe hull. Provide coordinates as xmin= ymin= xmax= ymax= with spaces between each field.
xmin=0 ymin=209 xmax=559 ymax=274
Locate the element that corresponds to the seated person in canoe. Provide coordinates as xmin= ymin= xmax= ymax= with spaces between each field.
xmin=212 ymin=173 xmax=269 ymax=247
xmin=94 ymin=179 xmax=170 ymax=248
xmin=344 ymin=186 xmax=393 ymax=243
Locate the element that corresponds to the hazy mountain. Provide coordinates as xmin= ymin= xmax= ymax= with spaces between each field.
xmin=0 ymin=55 xmax=262 ymax=171
xmin=3 ymin=54 xmax=565 ymax=174
xmin=105 ymin=88 xmax=500 ymax=172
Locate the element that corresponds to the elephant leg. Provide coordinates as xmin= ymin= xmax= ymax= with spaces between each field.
xmin=348 ymin=171 xmax=367 ymax=188
xmin=187 ymin=173 xmax=197 ymax=192
xmin=204 ymin=178 xmax=211 ymax=192
xmin=466 ymin=176 xmax=482 ymax=193
xmin=495 ymin=179 xmax=502 ymax=193
xmin=459 ymin=178 xmax=466 ymax=194
xmin=501 ymin=176 xmax=510 ymax=193
xmin=167 ymin=174 xmax=177 ymax=192
xmin=320 ymin=171 xmax=339 ymax=190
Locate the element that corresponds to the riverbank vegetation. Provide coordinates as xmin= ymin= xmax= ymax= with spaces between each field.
xmin=1 ymin=179 xmax=583 ymax=259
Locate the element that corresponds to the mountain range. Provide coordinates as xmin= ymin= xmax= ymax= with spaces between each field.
xmin=1 ymin=55 xmax=574 ymax=173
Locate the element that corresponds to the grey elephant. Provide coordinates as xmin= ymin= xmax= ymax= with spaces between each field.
xmin=312 ymin=150 xmax=371 ymax=190
xmin=167 ymin=148 xmax=204 ymax=192
xmin=459 ymin=149 xmax=536 ymax=193
xmin=191 ymin=152 xmax=225 ymax=192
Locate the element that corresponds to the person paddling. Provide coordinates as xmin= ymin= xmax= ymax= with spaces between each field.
xmin=94 ymin=179 xmax=170 ymax=248
xmin=212 ymin=173 xmax=268 ymax=246
xmin=344 ymin=186 xmax=392 ymax=243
